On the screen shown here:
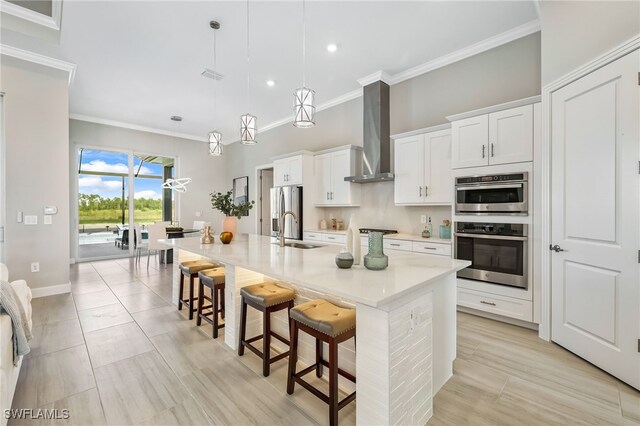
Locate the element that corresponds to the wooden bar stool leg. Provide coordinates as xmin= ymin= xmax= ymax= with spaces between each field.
xmin=178 ymin=273 xmax=184 ymax=311
xmin=220 ymin=289 xmax=225 ymax=319
xmin=287 ymin=320 xmax=299 ymax=395
xmin=188 ymin=274 xmax=196 ymax=320
xmin=213 ymin=284 xmax=219 ymax=338
xmin=196 ymin=281 xmax=204 ymax=326
xmin=316 ymin=338 xmax=324 ymax=378
xmin=263 ymin=307 xmax=271 ymax=376
xmin=238 ymin=299 xmax=247 ymax=356
xmin=329 ymin=339 xmax=339 ymax=426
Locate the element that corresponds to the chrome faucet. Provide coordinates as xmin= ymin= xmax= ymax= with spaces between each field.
xmin=278 ymin=211 xmax=298 ymax=247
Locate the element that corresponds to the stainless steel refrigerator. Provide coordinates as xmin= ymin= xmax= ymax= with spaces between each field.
xmin=270 ymin=186 xmax=303 ymax=240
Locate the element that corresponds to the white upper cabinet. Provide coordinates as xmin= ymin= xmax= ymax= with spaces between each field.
xmin=451 ymin=103 xmax=535 ymax=169
xmin=314 ymin=147 xmax=361 ymax=206
xmin=488 ymin=105 xmax=533 ymax=165
xmin=274 ymin=155 xmax=304 ymax=186
xmin=394 ymin=129 xmax=452 ymax=205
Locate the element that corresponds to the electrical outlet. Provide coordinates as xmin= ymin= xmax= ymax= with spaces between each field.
xmin=195 ymin=211 xmax=202 ymax=217
xmin=44 ymin=215 xmax=53 ymax=225
xmin=420 ymin=215 xmax=427 ymax=224
xmin=31 ymin=262 xmax=39 ymax=273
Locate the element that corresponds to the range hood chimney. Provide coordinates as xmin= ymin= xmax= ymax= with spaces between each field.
xmin=345 ymin=80 xmax=394 ymax=183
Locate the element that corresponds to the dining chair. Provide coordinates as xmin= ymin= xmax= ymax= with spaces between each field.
xmin=146 ymin=222 xmax=167 ymax=270
xmin=134 ymin=225 xmax=148 ymax=266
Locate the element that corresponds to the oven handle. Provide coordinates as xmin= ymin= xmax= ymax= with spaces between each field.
xmin=454 ymin=233 xmax=528 ymax=241
xmin=456 ymin=183 xmax=524 ymax=191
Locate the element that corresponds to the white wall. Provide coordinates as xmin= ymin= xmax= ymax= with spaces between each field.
xmin=0 ymin=56 xmax=70 ymax=289
xmin=541 ymin=1 xmax=640 ymax=85
xmin=226 ymin=33 xmax=541 ymax=235
xmin=69 ymin=120 xmax=227 ymax=260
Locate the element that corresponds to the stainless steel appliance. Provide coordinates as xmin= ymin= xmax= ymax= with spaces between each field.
xmin=270 ymin=186 xmax=303 ymax=240
xmin=455 ymin=222 xmax=528 ymax=288
xmin=455 ymin=172 xmax=528 ymax=215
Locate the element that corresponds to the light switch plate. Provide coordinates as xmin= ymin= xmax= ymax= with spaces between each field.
xmin=420 ymin=215 xmax=427 ymax=224
xmin=24 ymin=215 xmax=38 ymax=225
xmin=16 ymin=211 xmax=23 ymax=223
xmin=44 ymin=215 xmax=53 ymax=225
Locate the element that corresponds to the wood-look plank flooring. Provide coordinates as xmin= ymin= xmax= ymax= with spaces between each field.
xmin=9 ymin=258 xmax=639 ymax=425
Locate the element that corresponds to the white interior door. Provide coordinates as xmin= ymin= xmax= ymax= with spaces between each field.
xmin=551 ymin=50 xmax=639 ymax=390
xmin=259 ymin=169 xmax=273 ymax=236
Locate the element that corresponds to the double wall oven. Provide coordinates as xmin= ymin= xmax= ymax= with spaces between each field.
xmin=454 ymin=171 xmax=530 ymax=289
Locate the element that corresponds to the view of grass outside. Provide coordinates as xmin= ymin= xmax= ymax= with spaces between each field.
xmin=78 ymin=194 xmax=162 ymax=229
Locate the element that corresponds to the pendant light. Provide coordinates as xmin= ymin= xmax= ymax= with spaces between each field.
xmin=240 ymin=0 xmax=257 ymax=144
xmin=208 ymin=20 xmax=223 ymax=156
xmin=293 ymin=0 xmax=315 ymax=128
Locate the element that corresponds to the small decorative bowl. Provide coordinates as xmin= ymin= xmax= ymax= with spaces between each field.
xmin=219 ymin=232 xmax=233 ymax=244
xmin=335 ymin=251 xmax=354 ymax=269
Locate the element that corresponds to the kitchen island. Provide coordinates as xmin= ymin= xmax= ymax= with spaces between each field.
xmin=161 ymin=234 xmax=469 ymax=425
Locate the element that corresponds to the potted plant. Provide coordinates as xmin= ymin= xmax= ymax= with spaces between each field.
xmin=210 ymin=190 xmax=255 ymax=240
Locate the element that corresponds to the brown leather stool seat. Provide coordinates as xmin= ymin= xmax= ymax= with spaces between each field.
xmin=287 ymin=299 xmax=356 ymax=426
xmin=178 ymin=260 xmax=218 ymax=320
xmin=238 ymin=282 xmax=295 ymax=376
xmin=197 ymin=268 xmax=226 ymax=338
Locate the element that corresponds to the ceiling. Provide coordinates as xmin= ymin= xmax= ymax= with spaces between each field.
xmin=59 ymin=1 xmax=538 ymax=143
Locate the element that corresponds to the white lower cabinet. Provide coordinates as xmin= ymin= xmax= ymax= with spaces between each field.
xmin=322 ymin=234 xmax=346 ymax=245
xmin=303 ymin=231 xmax=323 ymax=242
xmin=383 ymin=239 xmax=413 ymax=252
xmin=412 ymin=241 xmax=451 ymax=257
xmin=457 ymin=287 xmax=533 ymax=322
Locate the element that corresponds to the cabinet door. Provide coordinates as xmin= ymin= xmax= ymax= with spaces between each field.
xmin=488 ymin=105 xmax=533 ymax=165
xmin=273 ymin=159 xmax=288 ymax=186
xmin=451 ymin=115 xmax=488 ymax=169
xmin=287 ymin=156 xmax=303 ymax=185
xmin=394 ymin=135 xmax=424 ymax=204
xmin=424 ymin=130 xmax=452 ymax=203
xmin=314 ymin=154 xmax=332 ymax=205
xmin=330 ymin=150 xmax=351 ymax=204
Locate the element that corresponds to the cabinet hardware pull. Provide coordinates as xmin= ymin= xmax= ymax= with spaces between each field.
xmin=480 ymin=300 xmax=496 ymax=306
xmin=327 ymin=192 xmax=330 ymax=200
xmin=482 ymin=145 xmax=486 ymax=158
xmin=423 ymin=247 xmax=436 ymax=250
xmin=390 ymin=243 xmax=400 ymax=247
xmin=419 ymin=186 xmax=422 ymax=197
xmin=491 ymin=143 xmax=495 ymax=157
xmin=425 ymin=185 xmax=428 ymax=196
xmin=331 ymin=192 xmax=334 ymax=200
xmin=328 ymin=237 xmax=335 ymax=240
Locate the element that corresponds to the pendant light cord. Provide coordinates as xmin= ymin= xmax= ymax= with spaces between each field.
xmin=246 ymin=0 xmax=251 ymax=111
xmin=302 ymin=0 xmax=306 ymax=87
xmin=213 ymin=26 xmax=217 ymax=123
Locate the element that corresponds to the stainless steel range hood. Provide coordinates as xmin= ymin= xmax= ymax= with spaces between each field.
xmin=345 ymin=80 xmax=394 ymax=183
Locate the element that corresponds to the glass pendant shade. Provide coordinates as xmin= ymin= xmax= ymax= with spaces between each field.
xmin=208 ymin=130 xmax=223 ymax=156
xmin=240 ymin=113 xmax=257 ymax=145
xmin=293 ymin=86 xmax=316 ymax=128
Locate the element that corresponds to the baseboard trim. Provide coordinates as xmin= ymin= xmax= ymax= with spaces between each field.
xmin=31 ymin=282 xmax=71 ymax=298
xmin=457 ymin=306 xmax=538 ymax=330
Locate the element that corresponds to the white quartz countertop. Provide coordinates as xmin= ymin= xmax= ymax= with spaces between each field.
xmin=305 ymin=229 xmax=452 ymax=245
xmin=161 ymin=234 xmax=469 ymax=308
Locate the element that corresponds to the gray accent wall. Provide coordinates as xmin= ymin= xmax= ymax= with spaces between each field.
xmin=226 ymin=33 xmax=541 ymax=235
xmin=69 ymin=120 xmax=228 ymax=261
xmin=541 ymin=1 xmax=640 ymax=85
xmin=1 ymin=56 xmax=70 ymax=289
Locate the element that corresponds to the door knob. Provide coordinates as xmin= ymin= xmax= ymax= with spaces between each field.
xmin=549 ymin=244 xmax=566 ymax=252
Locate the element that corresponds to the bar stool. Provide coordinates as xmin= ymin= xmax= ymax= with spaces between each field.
xmin=178 ymin=260 xmax=218 ymax=320
xmin=197 ymin=267 xmax=225 ymax=338
xmin=287 ymin=299 xmax=356 ymax=426
xmin=238 ymin=282 xmax=295 ymax=376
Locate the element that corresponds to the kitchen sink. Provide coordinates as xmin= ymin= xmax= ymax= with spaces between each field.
xmin=273 ymin=242 xmax=323 ymax=249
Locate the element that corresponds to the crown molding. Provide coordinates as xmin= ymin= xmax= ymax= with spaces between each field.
xmin=0 ymin=43 xmax=76 ymax=85
xmin=69 ymin=114 xmax=207 ymax=143
xmin=357 ymin=70 xmax=392 ymax=87
xmin=0 ymin=0 xmax=62 ymax=30
xmin=390 ymin=19 xmax=540 ymax=85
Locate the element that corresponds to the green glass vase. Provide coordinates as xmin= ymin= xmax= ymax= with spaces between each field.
xmin=364 ymin=231 xmax=388 ymax=271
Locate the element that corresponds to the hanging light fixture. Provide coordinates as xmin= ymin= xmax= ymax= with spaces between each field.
xmin=293 ymin=0 xmax=315 ymax=128
xmin=240 ymin=0 xmax=257 ymax=144
xmin=206 ymin=21 xmax=223 ymax=156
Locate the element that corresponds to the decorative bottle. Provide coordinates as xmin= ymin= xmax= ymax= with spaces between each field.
xmin=426 ymin=217 xmax=433 ymax=238
xmin=346 ymin=215 xmax=361 ymax=265
xmin=364 ymin=231 xmax=388 ymax=271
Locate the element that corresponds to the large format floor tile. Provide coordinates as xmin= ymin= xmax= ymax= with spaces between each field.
xmin=132 ymin=305 xmax=195 ymax=338
xmin=84 ymin=322 xmax=155 ymax=368
xmin=30 ymin=294 xmax=77 ymax=325
xmin=73 ymin=289 xmax=119 ymax=311
xmin=118 ymin=291 xmax=170 ymax=313
xmin=94 ymin=351 xmax=192 ymax=425
xmin=78 ymin=302 xmax=134 ymax=333
xmin=27 ymin=318 xmax=84 ymax=358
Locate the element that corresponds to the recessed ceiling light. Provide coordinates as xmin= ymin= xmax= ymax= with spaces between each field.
xmin=326 ymin=44 xmax=338 ymax=53
xmin=170 ymin=116 xmax=183 ymax=122
xmin=266 ymin=80 xmax=276 ymax=87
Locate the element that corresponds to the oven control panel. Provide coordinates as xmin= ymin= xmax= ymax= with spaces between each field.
xmin=455 ymin=173 xmax=527 ymax=185
xmin=456 ymin=222 xmax=527 ymax=236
